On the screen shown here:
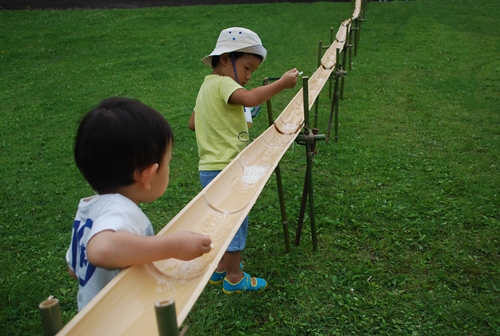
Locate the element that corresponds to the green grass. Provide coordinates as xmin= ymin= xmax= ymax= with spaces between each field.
xmin=1 ymin=0 xmax=499 ymax=334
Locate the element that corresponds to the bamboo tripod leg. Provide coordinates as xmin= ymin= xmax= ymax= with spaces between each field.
xmin=326 ymin=87 xmax=334 ymax=142
xmin=306 ymin=143 xmax=318 ymax=252
xmin=301 ymin=77 xmax=319 ymax=251
xmin=326 ymin=77 xmax=341 ymax=142
xmin=326 ymin=48 xmax=341 ymax=142
xmin=313 ymin=99 xmax=319 ymax=130
xmin=329 ymin=27 xmax=334 ymax=99
xmin=295 ymin=174 xmax=308 ymax=247
xmin=334 ymin=76 xmax=340 ymax=143
xmin=357 ymin=0 xmax=367 ymax=55
xmin=354 ymin=18 xmax=360 ymax=56
xmin=340 ymin=30 xmax=349 ymax=100
xmin=295 ymin=77 xmax=311 ymax=248
xmin=349 ymin=21 xmax=354 ymax=70
xmin=314 ymin=40 xmax=323 ymax=128
xmin=358 ymin=19 xmax=362 ymax=49
xmin=274 ymin=164 xmax=291 ymax=253
xmin=317 ymin=40 xmax=323 ymax=69
xmin=353 ymin=19 xmax=359 ymax=57
xmin=264 ymin=78 xmax=290 ymax=253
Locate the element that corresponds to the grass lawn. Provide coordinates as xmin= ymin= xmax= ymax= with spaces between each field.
xmin=1 ymin=0 xmax=499 ymax=334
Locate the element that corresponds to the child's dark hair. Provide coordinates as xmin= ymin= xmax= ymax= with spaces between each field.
xmin=211 ymin=51 xmax=263 ymax=68
xmin=74 ymin=97 xmax=173 ymax=194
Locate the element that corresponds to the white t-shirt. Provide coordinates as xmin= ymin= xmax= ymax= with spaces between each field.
xmin=66 ymin=193 xmax=154 ymax=310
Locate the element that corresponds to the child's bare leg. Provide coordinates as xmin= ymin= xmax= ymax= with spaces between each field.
xmin=223 ymin=250 xmax=243 ymax=283
xmin=215 ymin=259 xmax=226 ymax=273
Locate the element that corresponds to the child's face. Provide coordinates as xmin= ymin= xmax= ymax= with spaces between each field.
xmin=149 ymin=142 xmax=173 ymax=201
xmin=229 ymin=54 xmax=262 ymax=86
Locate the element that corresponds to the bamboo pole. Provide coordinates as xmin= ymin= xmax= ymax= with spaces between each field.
xmin=274 ymin=163 xmax=291 ymax=253
xmin=302 ymin=77 xmax=318 ymax=251
xmin=295 ymin=173 xmax=308 ymax=247
xmin=340 ymin=27 xmax=349 ymax=100
xmin=294 ymin=77 xmax=314 ymax=247
xmin=358 ymin=18 xmax=362 ymax=48
xmin=264 ymin=77 xmax=291 ymax=253
xmin=348 ymin=20 xmax=354 ymax=70
xmin=329 ymin=27 xmax=334 ymax=99
xmin=326 ymin=48 xmax=340 ymax=142
xmin=314 ymin=40 xmax=323 ymax=128
xmin=354 ymin=18 xmax=360 ymax=56
xmin=317 ymin=40 xmax=323 ymax=69
xmin=155 ymin=299 xmax=180 ymax=336
xmin=39 ymin=297 xmax=62 ymax=336
xmin=334 ymin=48 xmax=341 ymax=143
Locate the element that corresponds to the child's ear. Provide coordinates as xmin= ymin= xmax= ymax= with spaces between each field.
xmin=220 ymin=53 xmax=230 ymax=66
xmin=135 ymin=164 xmax=159 ymax=190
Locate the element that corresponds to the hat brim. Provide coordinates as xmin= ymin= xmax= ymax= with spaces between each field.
xmin=202 ymin=45 xmax=267 ymax=68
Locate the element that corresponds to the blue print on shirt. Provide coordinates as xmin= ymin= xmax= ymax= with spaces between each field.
xmin=71 ymin=218 xmax=96 ymax=287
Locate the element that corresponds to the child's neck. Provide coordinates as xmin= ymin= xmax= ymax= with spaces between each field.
xmin=212 ymin=68 xmax=224 ymax=76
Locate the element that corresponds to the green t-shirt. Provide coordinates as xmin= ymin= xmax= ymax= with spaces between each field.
xmin=194 ymin=75 xmax=249 ymax=171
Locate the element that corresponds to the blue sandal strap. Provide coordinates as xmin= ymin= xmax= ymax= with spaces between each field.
xmin=209 ymin=263 xmax=244 ymax=285
xmin=223 ymin=272 xmax=267 ymax=294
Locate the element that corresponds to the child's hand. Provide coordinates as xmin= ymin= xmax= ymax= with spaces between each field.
xmin=171 ymin=230 xmax=212 ymax=261
xmin=279 ymin=68 xmax=300 ymax=89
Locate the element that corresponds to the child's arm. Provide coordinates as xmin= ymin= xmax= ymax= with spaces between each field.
xmin=68 ymin=267 xmax=77 ymax=279
xmin=188 ymin=110 xmax=195 ymax=131
xmin=86 ymin=230 xmax=212 ymax=269
xmin=229 ymin=68 xmax=299 ymax=107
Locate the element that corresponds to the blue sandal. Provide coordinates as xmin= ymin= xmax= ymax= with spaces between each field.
xmin=223 ymin=272 xmax=267 ymax=294
xmin=209 ymin=263 xmax=244 ymax=285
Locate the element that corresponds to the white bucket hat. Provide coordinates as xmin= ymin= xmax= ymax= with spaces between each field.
xmin=202 ymin=27 xmax=268 ymax=68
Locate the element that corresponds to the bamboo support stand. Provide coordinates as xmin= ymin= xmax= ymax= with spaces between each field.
xmin=264 ymin=76 xmax=326 ymax=252
xmin=294 ymin=77 xmax=326 ymax=252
